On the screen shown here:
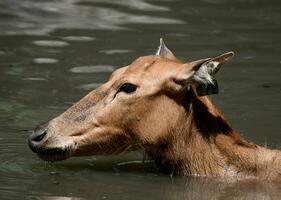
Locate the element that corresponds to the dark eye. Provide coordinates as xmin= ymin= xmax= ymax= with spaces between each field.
xmin=117 ymin=83 xmax=137 ymax=94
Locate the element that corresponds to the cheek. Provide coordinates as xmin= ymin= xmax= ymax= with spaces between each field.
xmin=94 ymin=100 xmax=129 ymax=128
xmin=130 ymin=98 xmax=182 ymax=143
xmin=134 ymin=112 xmax=170 ymax=142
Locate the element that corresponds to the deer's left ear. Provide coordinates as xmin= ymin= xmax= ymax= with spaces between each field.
xmin=190 ymin=51 xmax=234 ymax=85
xmin=174 ymin=52 xmax=234 ymax=95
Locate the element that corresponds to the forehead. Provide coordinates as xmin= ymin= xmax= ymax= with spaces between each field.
xmin=121 ymin=55 xmax=183 ymax=80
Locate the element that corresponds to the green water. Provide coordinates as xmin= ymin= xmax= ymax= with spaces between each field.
xmin=0 ymin=0 xmax=280 ymax=199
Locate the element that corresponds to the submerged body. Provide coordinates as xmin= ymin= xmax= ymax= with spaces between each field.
xmin=28 ymin=39 xmax=281 ymax=181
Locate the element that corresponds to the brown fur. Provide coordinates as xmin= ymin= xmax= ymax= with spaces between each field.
xmin=29 ymin=48 xmax=281 ymax=181
xmin=147 ymin=89 xmax=281 ymax=181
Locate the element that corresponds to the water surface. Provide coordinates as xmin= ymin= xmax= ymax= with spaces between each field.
xmin=0 ymin=0 xmax=280 ymax=199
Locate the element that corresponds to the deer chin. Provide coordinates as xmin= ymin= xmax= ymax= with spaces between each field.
xmin=37 ymin=148 xmax=71 ymax=162
xmin=36 ymin=142 xmax=76 ymax=162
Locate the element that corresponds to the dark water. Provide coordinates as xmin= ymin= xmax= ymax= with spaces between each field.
xmin=0 ymin=0 xmax=281 ymax=199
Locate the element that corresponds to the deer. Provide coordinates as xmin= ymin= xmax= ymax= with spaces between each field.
xmin=28 ymin=39 xmax=281 ymax=181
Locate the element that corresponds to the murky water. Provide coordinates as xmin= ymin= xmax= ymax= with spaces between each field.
xmin=0 ymin=0 xmax=280 ymax=199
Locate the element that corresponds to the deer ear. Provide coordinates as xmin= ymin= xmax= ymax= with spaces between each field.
xmin=155 ymin=38 xmax=177 ymax=60
xmin=191 ymin=51 xmax=234 ymax=85
xmin=174 ymin=52 xmax=234 ymax=96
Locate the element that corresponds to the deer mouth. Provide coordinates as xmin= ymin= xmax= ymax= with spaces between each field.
xmin=36 ymin=148 xmax=71 ymax=162
xmin=28 ymin=138 xmax=73 ymax=162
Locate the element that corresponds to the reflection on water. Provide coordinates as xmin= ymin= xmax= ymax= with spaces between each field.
xmin=70 ymin=65 xmax=115 ymax=73
xmin=62 ymin=36 xmax=95 ymax=42
xmin=33 ymin=58 xmax=59 ymax=64
xmin=99 ymin=49 xmax=134 ymax=55
xmin=32 ymin=40 xmax=70 ymax=47
xmin=24 ymin=165 xmax=281 ymax=200
xmin=27 ymin=196 xmax=85 ymax=200
xmin=76 ymin=83 xmax=102 ymax=91
xmin=0 ymin=0 xmax=280 ymax=199
xmin=0 ymin=0 xmax=183 ymax=35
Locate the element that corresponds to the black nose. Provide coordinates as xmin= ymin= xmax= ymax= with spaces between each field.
xmin=28 ymin=122 xmax=48 ymax=152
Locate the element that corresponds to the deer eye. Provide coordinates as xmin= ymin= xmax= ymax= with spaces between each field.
xmin=117 ymin=83 xmax=137 ymax=94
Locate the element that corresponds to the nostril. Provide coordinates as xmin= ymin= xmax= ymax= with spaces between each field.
xmin=32 ymin=131 xmax=47 ymax=142
xmin=28 ymin=122 xmax=49 ymax=152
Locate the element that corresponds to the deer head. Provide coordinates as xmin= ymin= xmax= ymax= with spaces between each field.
xmin=28 ymin=39 xmax=234 ymax=162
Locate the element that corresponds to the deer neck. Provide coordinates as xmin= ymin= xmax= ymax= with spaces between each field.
xmin=146 ymin=93 xmax=280 ymax=179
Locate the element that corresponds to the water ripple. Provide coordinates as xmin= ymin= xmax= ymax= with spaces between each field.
xmin=33 ymin=58 xmax=58 ymax=64
xmin=0 ymin=152 xmax=31 ymax=175
xmin=32 ymin=40 xmax=69 ymax=47
xmin=70 ymin=65 xmax=115 ymax=73
xmin=77 ymin=0 xmax=169 ymax=11
xmin=0 ymin=0 xmax=184 ymax=35
xmin=27 ymin=195 xmax=85 ymax=200
xmin=99 ymin=49 xmax=133 ymax=55
xmin=62 ymin=36 xmax=95 ymax=42
xmin=76 ymin=83 xmax=102 ymax=90
xmin=22 ymin=77 xmax=47 ymax=81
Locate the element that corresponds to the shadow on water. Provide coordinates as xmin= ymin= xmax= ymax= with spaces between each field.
xmin=0 ymin=0 xmax=280 ymax=199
